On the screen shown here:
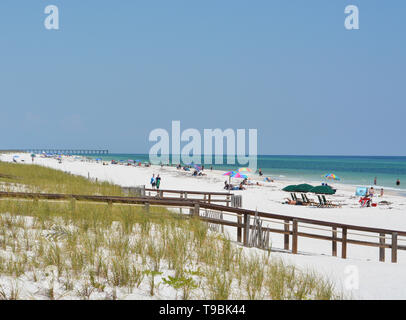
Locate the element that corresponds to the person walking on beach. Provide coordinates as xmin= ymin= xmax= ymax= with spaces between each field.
xmin=396 ymin=179 xmax=400 ymax=186
xmin=374 ymin=177 xmax=377 ymax=185
xmin=369 ymin=187 xmax=375 ymax=198
xmin=150 ymin=174 xmax=156 ymax=189
xmin=156 ymin=175 xmax=161 ymax=190
xmin=380 ymin=188 xmax=384 ymax=197
xmin=258 ymin=168 xmax=263 ymax=176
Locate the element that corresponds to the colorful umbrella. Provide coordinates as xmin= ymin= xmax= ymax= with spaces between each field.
xmin=223 ymin=171 xmax=236 ymax=176
xmin=193 ymin=164 xmax=202 ymax=171
xmin=233 ymin=172 xmax=248 ymax=179
xmin=324 ymin=173 xmax=340 ymax=181
xmin=238 ymin=167 xmax=252 ymax=173
xmin=223 ymin=171 xmax=248 ymax=183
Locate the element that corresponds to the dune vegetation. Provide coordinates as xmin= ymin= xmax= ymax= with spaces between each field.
xmin=0 ymin=160 xmax=122 ymax=195
xmin=0 ymin=160 xmax=342 ymax=300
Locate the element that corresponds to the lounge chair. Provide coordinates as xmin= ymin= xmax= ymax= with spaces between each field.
xmin=322 ymin=195 xmax=341 ymax=208
xmin=323 ymin=195 xmax=339 ymax=207
xmin=301 ymin=193 xmax=312 ymax=206
xmin=317 ymin=195 xmax=328 ymax=208
xmin=359 ymin=197 xmax=371 ymax=208
xmin=303 ymin=194 xmax=318 ymax=206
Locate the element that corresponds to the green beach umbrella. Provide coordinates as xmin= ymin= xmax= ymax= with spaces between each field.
xmin=295 ymin=184 xmax=314 ymax=193
xmin=309 ymin=185 xmax=336 ymax=195
xmin=282 ymin=185 xmax=298 ymax=192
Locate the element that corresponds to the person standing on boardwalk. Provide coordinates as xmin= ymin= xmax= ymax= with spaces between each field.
xmin=150 ymin=174 xmax=156 ymax=189
xmin=156 ymin=175 xmax=161 ymax=190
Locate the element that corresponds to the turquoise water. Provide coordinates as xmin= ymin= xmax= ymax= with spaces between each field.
xmin=86 ymin=154 xmax=406 ymax=192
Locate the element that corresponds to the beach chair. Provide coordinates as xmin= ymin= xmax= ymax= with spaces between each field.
xmin=304 ymin=194 xmax=318 ymax=206
xmin=359 ymin=197 xmax=371 ymax=208
xmin=301 ymin=193 xmax=312 ymax=206
xmin=322 ymin=195 xmax=341 ymax=208
xmin=317 ymin=195 xmax=327 ymax=208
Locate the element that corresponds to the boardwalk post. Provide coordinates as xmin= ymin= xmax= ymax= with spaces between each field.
xmin=284 ymin=220 xmax=290 ymax=250
xmin=237 ymin=214 xmax=242 ymax=243
xmin=392 ymin=232 xmax=398 ymax=263
xmin=342 ymin=228 xmax=347 ymax=259
xmin=292 ymin=219 xmax=298 ymax=254
xmin=193 ymin=203 xmax=200 ymax=217
xmin=379 ymin=233 xmax=385 ymax=262
xmin=332 ymin=227 xmax=337 ymax=257
xmin=208 ymin=194 xmax=211 ymax=204
xmin=243 ymin=214 xmax=250 ymax=246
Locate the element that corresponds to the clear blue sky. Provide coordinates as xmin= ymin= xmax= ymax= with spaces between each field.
xmin=1 ymin=0 xmax=405 ymax=155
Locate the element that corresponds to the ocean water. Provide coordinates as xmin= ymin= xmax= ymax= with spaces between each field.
xmin=86 ymin=154 xmax=406 ymax=192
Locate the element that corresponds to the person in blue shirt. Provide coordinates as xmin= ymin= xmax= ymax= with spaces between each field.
xmin=150 ymin=174 xmax=156 ymax=189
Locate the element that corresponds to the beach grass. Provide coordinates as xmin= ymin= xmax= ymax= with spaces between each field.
xmin=0 ymin=162 xmax=343 ymax=300
xmin=0 ymin=199 xmax=343 ymax=300
xmin=0 ymin=160 xmax=122 ymax=196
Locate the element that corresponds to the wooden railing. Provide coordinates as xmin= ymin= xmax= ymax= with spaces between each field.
xmin=144 ymin=188 xmax=232 ymax=205
xmin=0 ymin=191 xmax=405 ymax=263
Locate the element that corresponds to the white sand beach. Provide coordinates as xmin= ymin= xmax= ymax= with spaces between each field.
xmin=1 ymin=152 xmax=406 ymax=299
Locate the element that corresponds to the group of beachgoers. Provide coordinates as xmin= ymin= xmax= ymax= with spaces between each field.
xmin=224 ymin=181 xmax=245 ymax=191
xmin=175 ymin=163 xmax=211 ymax=177
xmin=224 ymin=177 xmax=268 ymax=191
xmin=150 ymin=174 xmax=162 ymax=189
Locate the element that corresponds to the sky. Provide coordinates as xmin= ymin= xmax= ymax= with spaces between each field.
xmin=0 ymin=0 xmax=405 ymax=155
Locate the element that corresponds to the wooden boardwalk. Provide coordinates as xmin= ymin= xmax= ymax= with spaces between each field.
xmin=0 ymin=190 xmax=405 ymax=263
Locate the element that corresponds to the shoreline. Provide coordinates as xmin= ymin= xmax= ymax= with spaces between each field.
xmin=83 ymin=153 xmax=406 ymax=193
